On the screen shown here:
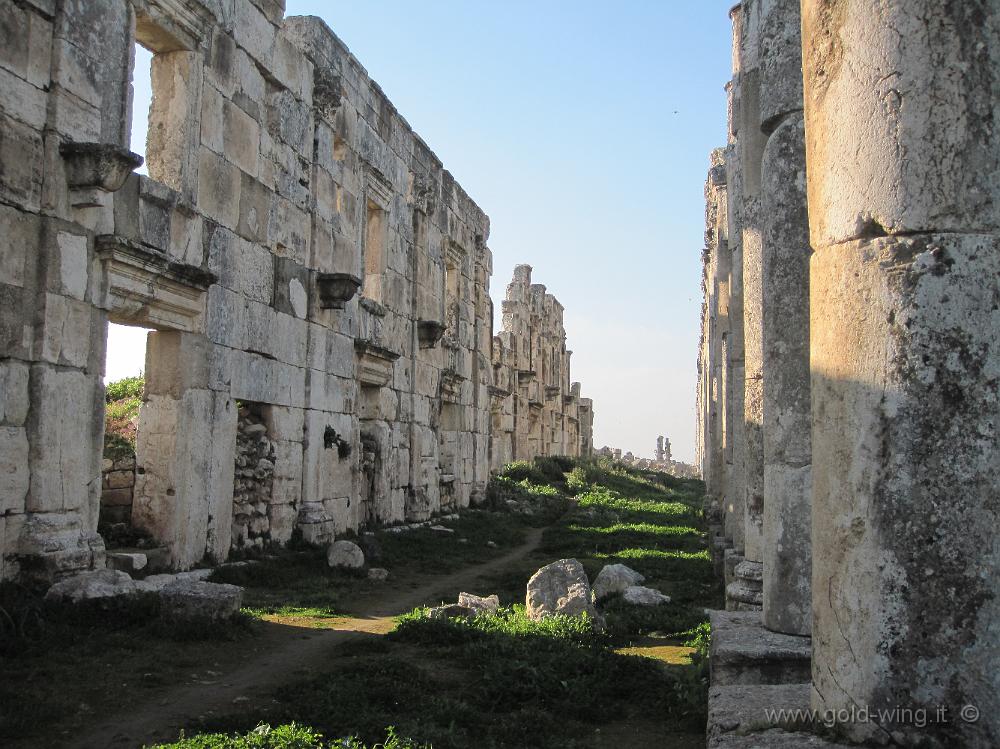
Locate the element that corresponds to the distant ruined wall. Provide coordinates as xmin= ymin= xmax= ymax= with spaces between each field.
xmin=0 ymin=0 xmax=592 ymax=582
xmin=490 ymin=265 xmax=594 ymax=471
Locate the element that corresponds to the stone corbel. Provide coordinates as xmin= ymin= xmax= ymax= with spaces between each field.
xmin=317 ymin=272 xmax=361 ymax=309
xmin=60 ymin=142 xmax=143 ymax=216
xmin=417 ymin=320 xmax=446 ymax=349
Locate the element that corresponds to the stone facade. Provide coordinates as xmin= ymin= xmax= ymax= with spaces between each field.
xmin=698 ymin=2 xmax=999 ymax=747
xmin=0 ymin=1 xmax=594 ymax=583
xmin=490 ymin=265 xmax=593 ymax=469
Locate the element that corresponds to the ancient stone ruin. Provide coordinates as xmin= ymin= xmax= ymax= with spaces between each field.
xmin=698 ymin=1 xmax=999 ymax=747
xmin=490 ymin=264 xmax=594 ymax=469
xmin=0 ymin=0 xmax=593 ymax=583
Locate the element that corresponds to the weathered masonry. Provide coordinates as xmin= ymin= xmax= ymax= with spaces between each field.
xmin=698 ymin=1 xmax=1000 ymax=748
xmin=490 ymin=265 xmax=594 ymax=470
xmin=0 ymin=0 xmax=594 ymax=582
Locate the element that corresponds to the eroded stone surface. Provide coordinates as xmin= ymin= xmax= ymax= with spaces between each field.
xmin=525 ymin=558 xmax=597 ymax=622
xmin=0 ymin=0 xmax=596 ymax=585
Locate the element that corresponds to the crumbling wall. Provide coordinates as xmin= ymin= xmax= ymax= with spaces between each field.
xmin=490 ymin=265 xmax=593 ymax=470
xmin=0 ymin=0 xmax=500 ymax=580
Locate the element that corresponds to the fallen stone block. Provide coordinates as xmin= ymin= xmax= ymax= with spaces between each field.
xmin=159 ymin=579 xmax=243 ymax=621
xmin=367 ymin=567 xmax=389 ymax=582
xmin=107 ymin=551 xmax=147 ymax=574
xmin=327 ymin=540 xmax=365 ymax=569
xmin=426 ymin=603 xmax=476 ymax=620
xmin=45 ymin=569 xmax=136 ymax=602
xmin=622 ymin=585 xmax=671 ymax=606
xmin=458 ymin=592 xmax=499 ymax=613
xmin=593 ymin=563 xmax=645 ymax=601
xmin=526 ymin=558 xmax=598 ymax=621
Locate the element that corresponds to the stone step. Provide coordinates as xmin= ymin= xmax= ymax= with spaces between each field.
xmin=710 ymin=610 xmax=811 ymax=686
xmin=707 ymin=682 xmax=853 ymax=747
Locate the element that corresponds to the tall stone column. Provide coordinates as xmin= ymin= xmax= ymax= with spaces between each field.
xmin=804 ymin=2 xmax=1000 ymax=745
xmin=759 ymin=0 xmax=811 ymax=636
xmin=731 ymin=0 xmax=768 ymax=609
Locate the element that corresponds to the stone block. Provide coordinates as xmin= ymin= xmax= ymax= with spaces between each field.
xmin=45 ymin=569 xmax=136 ymax=602
xmin=709 ymin=610 xmax=811 ymax=687
xmin=0 ymin=64 xmax=47 ymax=129
xmin=273 ymin=256 xmax=309 ymax=319
xmin=237 ymin=239 xmax=274 ymax=304
xmin=55 ymin=231 xmax=88 ymax=301
xmin=232 ymin=0 xmax=276 ymax=64
xmin=101 ymin=487 xmax=133 ymax=507
xmin=197 ymin=147 xmax=241 ymax=229
xmin=0 ymin=426 xmax=29 ymax=514
xmin=26 ymin=366 xmax=98 ymax=514
xmin=223 ymin=98 xmax=260 ymax=176
xmin=106 ymin=551 xmax=146 ymax=574
xmin=237 ymin=169 xmax=272 ymax=242
xmin=0 ymin=359 xmax=30 ymax=426
xmin=0 ymin=112 xmax=43 ymax=211
xmin=160 ymin=579 xmax=243 ymax=621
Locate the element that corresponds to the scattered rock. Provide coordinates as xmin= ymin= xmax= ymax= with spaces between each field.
xmin=357 ymin=533 xmax=382 ymax=562
xmin=458 ymin=592 xmax=500 ymax=614
xmin=429 ymin=525 xmax=454 ymax=533
xmin=327 ymin=540 xmax=365 ymax=569
xmin=176 ymin=568 xmax=214 ymax=582
xmin=486 ymin=540 xmax=498 ymax=548
xmin=622 ymin=585 xmax=671 ymax=606
xmin=367 ymin=567 xmax=390 ymax=582
xmin=134 ymin=573 xmax=179 ymax=593
xmin=426 ymin=603 xmax=476 ymax=620
xmin=160 ymin=579 xmax=243 ymax=621
xmin=593 ymin=563 xmax=645 ymax=602
xmin=107 ymin=551 xmax=148 ymax=574
xmin=45 ymin=569 xmax=136 ymax=602
xmin=526 ymin=558 xmax=598 ymax=621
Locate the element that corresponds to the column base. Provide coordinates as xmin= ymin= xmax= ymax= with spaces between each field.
xmin=709 ymin=610 xmax=811 ymax=686
xmin=726 ymin=559 xmax=763 ymax=610
xmin=708 ymin=683 xmax=852 ymax=748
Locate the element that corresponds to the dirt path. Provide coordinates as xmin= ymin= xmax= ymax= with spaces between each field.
xmin=71 ymin=528 xmax=546 ymax=749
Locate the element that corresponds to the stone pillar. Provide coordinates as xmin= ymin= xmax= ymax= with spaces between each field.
xmin=131 ymin=332 xmax=237 ymax=569
xmin=804 ymin=2 xmax=1000 ymax=745
xmin=759 ymin=0 xmax=811 ymax=636
xmin=723 ymin=0 xmax=767 ymax=611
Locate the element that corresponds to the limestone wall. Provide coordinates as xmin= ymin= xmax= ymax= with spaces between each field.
xmin=490 ymin=265 xmax=593 ymax=469
xmin=0 ymin=0 xmax=594 ymax=582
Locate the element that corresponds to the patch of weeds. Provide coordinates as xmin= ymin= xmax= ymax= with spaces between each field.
xmin=376 ymin=512 xmax=525 ymax=574
xmin=496 ymin=460 xmax=548 ymax=484
xmin=208 ymin=551 xmax=365 ymax=614
xmin=601 ymin=594 xmax=708 ymax=643
xmin=0 ymin=583 xmax=251 ymax=744
xmin=147 ymin=722 xmax=429 ymax=749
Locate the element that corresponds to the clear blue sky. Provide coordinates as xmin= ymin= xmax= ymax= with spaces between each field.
xmin=118 ymin=2 xmax=733 ymax=463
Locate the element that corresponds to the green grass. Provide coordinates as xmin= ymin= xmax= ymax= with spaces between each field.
xmin=181 ymin=458 xmax=715 ymax=749
xmin=6 ymin=456 xmax=714 ymax=749
xmin=0 ymin=585 xmax=252 ymax=744
xmin=193 ymin=606 xmax=695 ymax=749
